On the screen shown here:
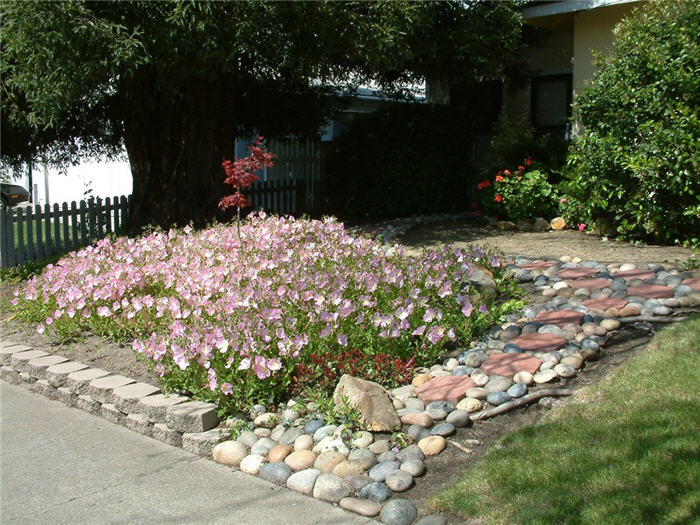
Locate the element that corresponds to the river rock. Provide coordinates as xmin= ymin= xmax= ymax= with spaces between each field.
xmin=533 ymin=369 xmax=558 ymax=384
xmin=253 ymin=412 xmax=279 ymax=429
xmin=377 ymin=451 xmax=397 ymax=463
xmin=430 ymin=422 xmax=456 ymax=437
xmin=396 ymin=444 xmax=425 ymax=462
xmin=400 ymin=459 xmax=426 ymax=477
xmin=294 ymin=434 xmax=314 ymax=451
xmin=285 ymin=449 xmax=317 ymax=471
xmin=251 ymin=437 xmax=275 ymax=457
xmin=314 ymin=451 xmax=346 ymax=473
xmin=407 ymin=424 xmax=431 ymax=442
xmin=400 ymin=412 xmax=434 ymax=428
xmin=267 ymin=444 xmax=293 ymax=463
xmin=286 ymin=468 xmax=320 ymax=496
xmin=561 ymin=354 xmax=584 ymax=369
xmin=332 ymin=459 xmax=368 ymax=478
xmin=237 ymin=430 xmax=259 ymax=448
xmin=369 ymin=439 xmax=390 ymax=454
xmin=239 ymin=454 xmax=265 ymax=475
xmin=445 ymin=409 xmax=470 ymax=427
xmin=212 ymin=440 xmax=247 ymax=467
xmin=348 ymin=448 xmax=378 ymax=470
xmin=470 ymin=370 xmax=489 ymax=387
xmin=368 ymin=461 xmax=400 ymax=482
xmin=339 ymin=497 xmax=381 ymax=518
xmin=379 ymin=499 xmax=418 ymax=525
xmin=417 ymin=435 xmax=446 ymax=456
xmin=554 ymin=363 xmax=576 ymax=378
xmin=404 ymin=398 xmax=425 ymax=412
xmin=258 ymin=462 xmax=292 ymax=485
xmin=507 ymin=382 xmax=527 ymax=398
xmin=359 ymin=481 xmax=393 ymax=503
xmin=412 ymin=374 xmax=431 ymax=387
xmin=487 ymin=391 xmax=512 ymax=406
xmin=465 ymin=387 xmax=488 ymax=400
xmin=513 ymin=371 xmax=534 ymax=385
xmin=313 ymin=473 xmax=353 ymax=503
xmin=385 ymin=469 xmax=414 ymax=492
xmin=485 ymin=374 xmax=512 ymax=393
xmin=457 ymin=397 xmax=484 ymax=413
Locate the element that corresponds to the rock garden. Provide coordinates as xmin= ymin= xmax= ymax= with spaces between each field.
xmin=2 ymin=210 xmax=698 ymax=525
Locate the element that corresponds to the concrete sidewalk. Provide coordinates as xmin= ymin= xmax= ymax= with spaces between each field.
xmin=0 ymin=380 xmax=374 ymax=524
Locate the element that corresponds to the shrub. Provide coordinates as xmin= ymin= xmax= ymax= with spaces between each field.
xmin=483 ymin=112 xmax=569 ymax=179
xmin=563 ymin=0 xmax=700 ymax=246
xmin=476 ymin=159 xmax=558 ymax=222
xmin=323 ymin=102 xmax=477 ymax=219
xmin=12 ymin=214 xmax=515 ymax=415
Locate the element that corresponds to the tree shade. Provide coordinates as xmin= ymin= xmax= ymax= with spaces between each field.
xmin=1 ymin=1 xmax=522 ymax=227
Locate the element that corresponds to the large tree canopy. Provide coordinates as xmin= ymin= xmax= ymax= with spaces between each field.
xmin=1 ymin=0 xmax=521 ymax=227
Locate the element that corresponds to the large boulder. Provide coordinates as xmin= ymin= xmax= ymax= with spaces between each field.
xmin=465 ymin=263 xmax=497 ymax=299
xmin=333 ymin=375 xmax=401 ymax=432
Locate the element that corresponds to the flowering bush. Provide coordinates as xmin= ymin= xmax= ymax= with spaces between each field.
xmin=476 ymin=159 xmax=558 ymax=222
xmin=12 ymin=214 xmax=513 ymax=415
xmin=564 ymin=1 xmax=700 ymax=246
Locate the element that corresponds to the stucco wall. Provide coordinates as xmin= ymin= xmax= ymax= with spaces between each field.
xmin=504 ymin=14 xmax=574 ymax=122
xmin=573 ymin=3 xmax=636 ymax=100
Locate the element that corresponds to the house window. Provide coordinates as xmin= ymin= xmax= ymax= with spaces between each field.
xmin=530 ymin=73 xmax=572 ymax=139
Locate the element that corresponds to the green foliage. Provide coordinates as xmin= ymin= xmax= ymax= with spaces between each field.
xmin=0 ymin=255 xmax=61 ymax=283
xmin=484 ymin=112 xmax=569 ymax=179
xmin=564 ymin=0 xmax=700 ymax=246
xmin=1 ymin=1 xmax=523 ymax=226
xmin=477 ymin=162 xmax=559 ymax=222
xmin=324 ymin=103 xmax=478 ymax=218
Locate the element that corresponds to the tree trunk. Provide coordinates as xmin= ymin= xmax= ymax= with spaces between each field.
xmin=121 ymin=72 xmax=236 ymax=229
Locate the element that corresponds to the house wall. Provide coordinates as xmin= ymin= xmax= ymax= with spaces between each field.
xmin=503 ymin=14 xmax=574 ymax=122
xmin=572 ymin=2 xmax=636 ymax=133
xmin=502 ymin=1 xmax=639 ymax=136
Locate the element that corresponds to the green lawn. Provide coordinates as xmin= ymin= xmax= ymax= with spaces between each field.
xmin=431 ymin=316 xmax=700 ymax=525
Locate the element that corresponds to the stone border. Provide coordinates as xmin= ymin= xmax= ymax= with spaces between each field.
xmin=2 ymin=254 xmax=698 ymax=525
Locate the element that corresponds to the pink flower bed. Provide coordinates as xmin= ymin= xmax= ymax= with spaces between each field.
xmin=13 ymin=214 xmax=506 ymax=413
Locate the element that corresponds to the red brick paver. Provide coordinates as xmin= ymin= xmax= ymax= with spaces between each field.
xmin=520 ymin=261 xmax=556 ymax=270
xmin=415 ymin=375 xmax=476 ymax=405
xmin=581 ymin=297 xmax=629 ymax=311
xmin=534 ymin=310 xmax=585 ymax=326
xmin=509 ymin=333 xmax=567 ymax=353
xmin=627 ymin=284 xmax=674 ymax=298
xmin=480 ymin=353 xmax=543 ymax=377
xmin=567 ymin=278 xmax=612 ymax=290
xmin=613 ymin=269 xmax=656 ymax=280
xmin=682 ymin=278 xmax=700 ymax=291
xmin=557 ymin=267 xmax=598 ymax=279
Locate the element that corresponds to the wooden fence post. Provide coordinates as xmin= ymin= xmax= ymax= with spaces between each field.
xmin=0 ymin=206 xmax=12 ymax=268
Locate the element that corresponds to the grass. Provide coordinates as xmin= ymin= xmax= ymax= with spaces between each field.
xmin=431 ymin=316 xmax=700 ymax=525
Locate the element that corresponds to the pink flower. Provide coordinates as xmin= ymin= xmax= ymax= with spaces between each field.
xmin=578 ymin=223 xmax=587 ymax=231
xmin=560 ymin=198 xmax=567 ymax=203
xmin=221 ymin=383 xmax=233 ymax=395
xmin=253 ymin=356 xmax=270 ymax=379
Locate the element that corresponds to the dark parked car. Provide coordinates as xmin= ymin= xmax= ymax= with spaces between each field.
xmin=0 ymin=183 xmax=30 ymax=207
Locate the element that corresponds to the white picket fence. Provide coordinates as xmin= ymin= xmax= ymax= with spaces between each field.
xmin=266 ymin=137 xmax=321 ymax=211
xmin=0 ymin=195 xmax=131 ymax=268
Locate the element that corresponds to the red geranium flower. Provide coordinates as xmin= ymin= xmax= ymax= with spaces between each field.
xmin=525 ymin=157 xmax=532 ymax=166
xmin=504 ymin=169 xmax=511 ymax=176
xmin=495 ymin=175 xmax=504 ymax=182
xmin=494 ymin=194 xmax=503 ymax=203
